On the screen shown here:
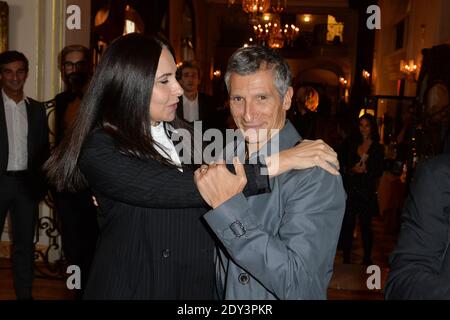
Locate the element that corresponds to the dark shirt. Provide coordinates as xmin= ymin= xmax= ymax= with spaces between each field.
xmin=54 ymin=91 xmax=82 ymax=145
xmin=385 ymin=153 xmax=450 ymax=299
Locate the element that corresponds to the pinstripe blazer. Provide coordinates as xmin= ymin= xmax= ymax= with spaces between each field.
xmin=78 ymin=129 xmax=269 ymax=299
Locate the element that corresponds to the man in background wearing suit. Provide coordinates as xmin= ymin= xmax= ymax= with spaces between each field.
xmin=0 ymin=50 xmax=49 ymax=299
xmin=176 ymin=60 xmax=222 ymax=131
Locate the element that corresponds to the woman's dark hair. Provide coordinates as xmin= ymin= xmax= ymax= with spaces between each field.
xmin=357 ymin=113 xmax=380 ymax=144
xmin=45 ymin=33 xmax=188 ymax=192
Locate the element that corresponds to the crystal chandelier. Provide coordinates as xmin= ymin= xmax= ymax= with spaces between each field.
xmin=228 ymin=0 xmax=287 ymax=14
xmin=241 ymin=0 xmax=271 ymax=14
xmin=252 ymin=14 xmax=299 ymax=48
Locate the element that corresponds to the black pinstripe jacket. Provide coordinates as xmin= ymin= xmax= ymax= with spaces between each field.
xmin=78 ymin=129 xmax=268 ymax=299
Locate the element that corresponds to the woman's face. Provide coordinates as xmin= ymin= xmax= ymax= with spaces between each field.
xmin=359 ymin=118 xmax=372 ymax=138
xmin=149 ymin=47 xmax=183 ymax=124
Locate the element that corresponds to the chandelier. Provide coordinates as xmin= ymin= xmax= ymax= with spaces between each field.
xmin=251 ymin=14 xmax=299 ymax=48
xmin=242 ymin=0 xmax=270 ymax=14
xmin=228 ymin=0 xmax=287 ymax=14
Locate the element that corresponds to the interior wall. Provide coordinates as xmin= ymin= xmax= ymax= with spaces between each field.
xmin=374 ymin=0 xmax=450 ymax=97
xmin=65 ymin=0 xmax=90 ymax=48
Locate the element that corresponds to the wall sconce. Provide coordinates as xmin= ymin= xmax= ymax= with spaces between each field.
xmin=339 ymin=77 xmax=348 ymax=87
xmin=303 ymin=14 xmax=312 ymax=23
xmin=362 ymin=69 xmax=371 ymax=81
xmin=213 ymin=70 xmax=222 ymax=79
xmin=400 ymin=59 xmax=418 ymax=81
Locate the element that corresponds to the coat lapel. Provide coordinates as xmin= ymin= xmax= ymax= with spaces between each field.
xmin=25 ymin=99 xmax=34 ymax=168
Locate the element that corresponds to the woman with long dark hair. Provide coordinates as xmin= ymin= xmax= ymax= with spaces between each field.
xmin=339 ymin=113 xmax=384 ymax=265
xmin=45 ymin=33 xmax=340 ymax=299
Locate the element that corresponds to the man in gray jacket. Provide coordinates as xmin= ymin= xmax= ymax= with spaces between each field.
xmin=194 ymin=45 xmax=346 ymax=299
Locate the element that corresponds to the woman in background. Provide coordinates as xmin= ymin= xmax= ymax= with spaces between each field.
xmin=339 ymin=113 xmax=384 ymax=265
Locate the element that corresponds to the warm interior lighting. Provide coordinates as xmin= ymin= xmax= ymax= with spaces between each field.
xmin=327 ymin=15 xmax=344 ymax=43
xmin=230 ymin=0 xmax=287 ymax=14
xmin=303 ymin=14 xmax=311 ymax=23
xmin=359 ymin=108 xmax=375 ymax=118
xmin=230 ymin=1 xmax=295 ymax=48
xmin=122 ymin=5 xmax=144 ymax=35
xmin=400 ymin=59 xmax=418 ymax=81
xmin=124 ymin=20 xmax=136 ymax=35
xmin=271 ymin=0 xmax=287 ymax=13
xmin=262 ymin=13 xmax=272 ymax=21
xmin=242 ymin=0 xmax=271 ymax=14
xmin=362 ymin=69 xmax=371 ymax=80
xmin=252 ymin=14 xmax=299 ymax=48
xmin=339 ymin=77 xmax=348 ymax=87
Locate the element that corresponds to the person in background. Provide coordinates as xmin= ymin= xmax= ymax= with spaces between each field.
xmin=339 ymin=113 xmax=384 ymax=265
xmin=292 ymin=86 xmax=319 ymax=140
xmin=0 ymin=50 xmax=49 ymax=299
xmin=176 ymin=60 xmax=223 ymax=131
xmin=44 ymin=34 xmax=341 ymax=300
xmin=384 ymin=152 xmax=450 ymax=299
xmin=52 ymin=45 xmax=98 ymax=298
xmin=195 ymin=45 xmax=346 ymax=300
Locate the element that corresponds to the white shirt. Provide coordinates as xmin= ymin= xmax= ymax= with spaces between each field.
xmin=2 ymin=89 xmax=28 ymax=170
xmin=182 ymin=94 xmax=199 ymax=122
xmin=151 ymin=122 xmax=183 ymax=172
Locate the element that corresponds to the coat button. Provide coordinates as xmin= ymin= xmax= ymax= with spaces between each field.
xmin=238 ymin=273 xmax=250 ymax=285
xmin=162 ymin=249 xmax=171 ymax=258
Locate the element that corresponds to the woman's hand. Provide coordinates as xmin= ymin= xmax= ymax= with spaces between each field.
xmin=266 ymin=139 xmax=340 ymax=177
xmin=194 ymin=158 xmax=247 ymax=209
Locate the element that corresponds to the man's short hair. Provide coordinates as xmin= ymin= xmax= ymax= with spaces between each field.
xmin=176 ymin=60 xmax=201 ymax=80
xmin=224 ymin=45 xmax=292 ymax=101
xmin=58 ymin=45 xmax=90 ymax=69
xmin=0 ymin=50 xmax=29 ymax=72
